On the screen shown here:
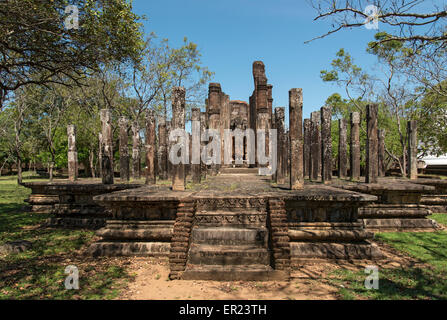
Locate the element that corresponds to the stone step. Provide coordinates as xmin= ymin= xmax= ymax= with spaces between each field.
xmin=194 ymin=210 xmax=267 ymax=227
xmin=220 ymin=167 xmax=259 ymax=175
xmin=87 ymin=241 xmax=170 ymax=257
xmin=362 ymin=218 xmax=441 ymax=231
xmin=182 ymin=264 xmax=289 ymax=281
xmin=44 ymin=217 xmax=106 ymax=229
xmin=288 ymin=229 xmax=374 ymax=242
xmin=290 ymin=241 xmax=383 ymax=261
xmin=191 ymin=227 xmax=268 ymax=245
xmin=96 ymin=220 xmax=174 ymax=241
xmin=187 ymin=244 xmax=270 ymax=265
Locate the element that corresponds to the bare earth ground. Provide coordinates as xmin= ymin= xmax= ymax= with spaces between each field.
xmin=117 ymin=241 xmax=426 ymax=300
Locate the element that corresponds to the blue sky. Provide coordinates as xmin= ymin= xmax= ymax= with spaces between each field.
xmin=132 ymin=0 xmax=382 ymax=121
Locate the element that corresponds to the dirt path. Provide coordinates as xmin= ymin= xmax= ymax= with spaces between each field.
xmin=118 ymin=241 xmax=424 ymax=300
xmin=118 ymin=257 xmax=338 ymax=300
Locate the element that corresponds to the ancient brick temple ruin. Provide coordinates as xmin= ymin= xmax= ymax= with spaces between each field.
xmin=23 ymin=61 xmax=443 ymax=281
xmin=203 ymin=61 xmax=274 ymax=170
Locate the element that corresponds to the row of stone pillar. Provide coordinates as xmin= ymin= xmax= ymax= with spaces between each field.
xmin=67 ymin=93 xmax=419 ymax=187
xmin=67 ymin=87 xmax=201 ymax=191
xmin=301 ymin=106 xmax=374 ymax=183
xmin=296 ymin=103 xmax=418 ymax=184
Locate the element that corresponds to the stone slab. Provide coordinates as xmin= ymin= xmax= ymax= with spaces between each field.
xmin=87 ymin=242 xmax=170 ymax=257
xmin=290 ymin=241 xmax=383 ymax=261
xmin=362 ymin=218 xmax=440 ymax=231
xmin=181 ymin=265 xmax=290 ymax=281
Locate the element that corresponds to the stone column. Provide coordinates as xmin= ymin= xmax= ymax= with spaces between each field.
xmin=321 ymin=106 xmax=332 ymax=183
xmin=131 ymin=121 xmax=140 ymax=180
xmin=191 ymin=108 xmax=201 ymax=183
xmin=378 ymin=129 xmax=386 ymax=177
xmin=100 ymin=109 xmax=114 ymax=184
xmin=187 ymin=132 xmax=192 ymax=177
xmin=145 ymin=110 xmax=156 ymax=185
xmin=275 ymin=107 xmax=285 ymax=184
xmin=98 ymin=133 xmax=103 ymax=178
xmin=200 ymin=112 xmax=207 ymax=180
xmin=303 ymin=119 xmax=311 ymax=179
xmin=267 ymin=84 xmax=273 ymax=128
xmin=366 ymin=104 xmax=379 ymax=183
xmin=208 ymin=83 xmax=222 ymax=175
xmin=220 ymin=94 xmax=230 ymax=166
xmin=310 ymin=111 xmax=321 ymax=181
xmin=407 ymin=120 xmax=418 ymax=180
xmin=118 ymin=117 xmax=130 ymax=181
xmin=289 ymin=88 xmax=304 ymax=190
xmin=338 ymin=118 xmax=348 ymax=178
xmin=350 ymin=112 xmax=361 ymax=181
xmin=171 ymin=87 xmax=186 ymax=191
xmin=284 ymin=132 xmax=290 ymax=178
xmin=166 ymin=120 xmax=172 ymax=180
xmin=253 ymin=62 xmax=270 ymax=165
xmin=158 ymin=116 xmax=168 ymax=180
xmin=67 ymin=125 xmax=78 ymax=181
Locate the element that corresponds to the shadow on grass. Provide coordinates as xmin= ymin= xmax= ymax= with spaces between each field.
xmin=0 ymin=203 xmax=49 ymax=235
xmin=0 ymin=251 xmax=131 ymax=299
xmin=328 ymin=265 xmax=447 ymax=300
xmin=376 ymin=232 xmax=447 ymax=272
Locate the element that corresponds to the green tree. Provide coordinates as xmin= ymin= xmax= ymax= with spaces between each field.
xmin=321 ymin=47 xmax=418 ymax=175
xmin=0 ymin=0 xmax=144 ymax=108
xmin=417 ymin=81 xmax=447 ymax=157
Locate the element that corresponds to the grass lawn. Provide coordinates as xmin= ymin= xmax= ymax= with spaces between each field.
xmin=2 ymin=172 xmax=447 ymax=300
xmin=0 ymin=173 xmax=134 ymax=300
xmin=431 ymin=213 xmax=447 ymax=227
xmin=326 ymin=230 xmax=447 ymax=300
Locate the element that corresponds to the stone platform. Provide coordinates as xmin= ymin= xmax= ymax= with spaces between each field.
xmin=89 ymin=173 xmax=383 ymax=280
xmin=411 ymin=178 xmax=447 ymax=213
xmin=332 ymin=178 xmax=440 ymax=232
xmin=23 ymin=180 xmax=141 ymax=228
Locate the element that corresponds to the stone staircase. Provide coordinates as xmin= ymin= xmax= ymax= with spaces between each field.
xmin=182 ymin=204 xmax=288 ymax=280
xmin=220 ymin=167 xmax=259 ymax=175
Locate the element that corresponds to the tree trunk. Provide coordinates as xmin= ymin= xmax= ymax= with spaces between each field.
xmin=17 ymin=157 xmax=22 ymax=184
xmin=0 ymin=158 xmax=7 ymax=177
xmin=89 ymin=149 xmax=96 ymax=178
xmin=49 ymin=162 xmax=54 ymax=181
